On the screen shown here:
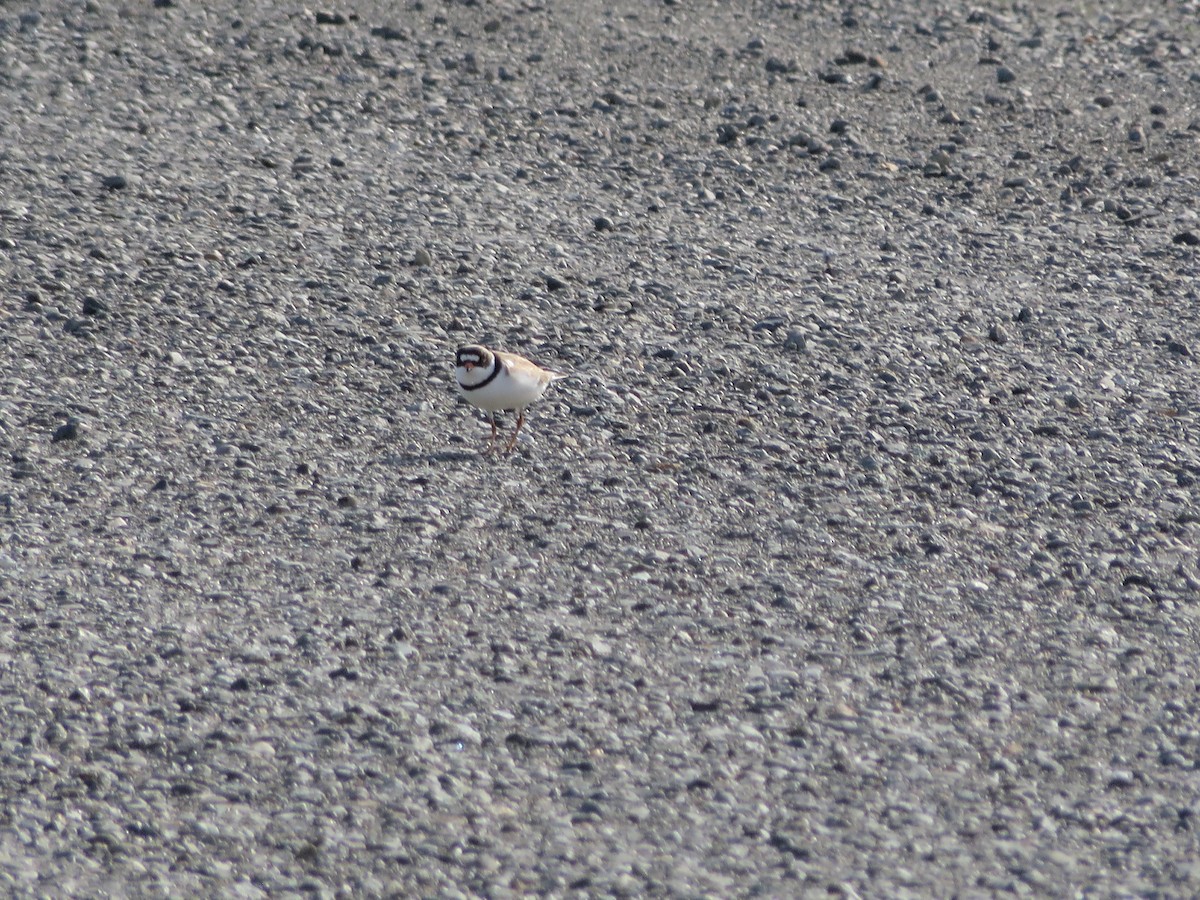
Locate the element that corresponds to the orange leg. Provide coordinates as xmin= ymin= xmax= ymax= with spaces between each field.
xmin=504 ymin=411 xmax=525 ymax=454
xmin=484 ymin=413 xmax=499 ymax=455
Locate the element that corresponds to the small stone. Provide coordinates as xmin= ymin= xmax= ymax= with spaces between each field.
xmin=370 ymin=25 xmax=406 ymax=40
xmin=925 ymin=149 xmax=952 ymax=176
xmin=716 ymin=123 xmax=739 ymax=145
xmin=593 ymin=215 xmax=614 ymax=231
xmin=1172 ymin=231 xmax=1200 ymax=246
xmin=752 ymin=316 xmax=786 ymax=332
xmin=412 ymin=247 xmax=432 ymax=266
xmin=82 ymin=296 xmax=108 ymax=317
xmin=829 ymin=703 xmax=858 ymax=720
xmin=52 ymin=419 xmax=80 ymax=442
xmin=101 ymin=174 xmax=128 ymax=190
xmin=315 ymin=11 xmax=347 ymax=25
xmin=1107 ymin=769 xmax=1135 ymax=788
xmin=996 ymin=66 xmax=1016 ymax=84
xmin=988 ymin=324 xmax=1009 ymax=344
xmin=783 ymin=330 xmax=807 ymax=352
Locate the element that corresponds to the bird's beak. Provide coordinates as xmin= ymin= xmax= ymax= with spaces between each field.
xmin=463 ymin=362 xmax=475 ymax=370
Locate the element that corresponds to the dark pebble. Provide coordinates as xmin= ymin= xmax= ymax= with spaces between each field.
xmin=370 ymin=25 xmax=406 ymax=40
xmin=1173 ymin=231 xmax=1200 ymax=246
xmin=52 ymin=420 xmax=80 ymax=443
xmin=101 ymin=175 xmax=128 ymax=190
xmin=753 ymin=316 xmax=786 ymax=332
xmin=716 ymin=123 xmax=739 ymax=144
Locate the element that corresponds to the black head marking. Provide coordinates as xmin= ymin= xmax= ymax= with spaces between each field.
xmin=456 ymin=345 xmax=490 ymax=368
xmin=459 ymin=346 xmax=503 ymax=391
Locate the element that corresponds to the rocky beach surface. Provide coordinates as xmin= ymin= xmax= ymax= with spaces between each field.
xmin=3 ymin=1 xmax=1200 ymax=895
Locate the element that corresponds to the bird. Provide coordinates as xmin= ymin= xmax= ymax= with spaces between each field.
xmin=454 ymin=344 xmax=568 ymax=454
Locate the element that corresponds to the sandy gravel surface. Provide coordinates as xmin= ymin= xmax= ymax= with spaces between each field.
xmin=3 ymin=1 xmax=1200 ymax=895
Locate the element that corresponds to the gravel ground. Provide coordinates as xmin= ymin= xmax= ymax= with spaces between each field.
xmin=4 ymin=0 xmax=1200 ymax=896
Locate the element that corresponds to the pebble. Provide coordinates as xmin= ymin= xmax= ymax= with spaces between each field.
xmin=783 ymin=330 xmax=807 ymax=352
xmin=716 ymin=123 xmax=739 ymax=144
xmin=51 ymin=419 xmax=80 ymax=442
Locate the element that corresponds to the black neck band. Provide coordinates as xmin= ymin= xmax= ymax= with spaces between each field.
xmin=462 ymin=355 xmax=502 ymax=391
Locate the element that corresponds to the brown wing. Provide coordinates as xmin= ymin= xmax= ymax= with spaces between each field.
xmin=496 ymin=351 xmax=562 ymax=387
